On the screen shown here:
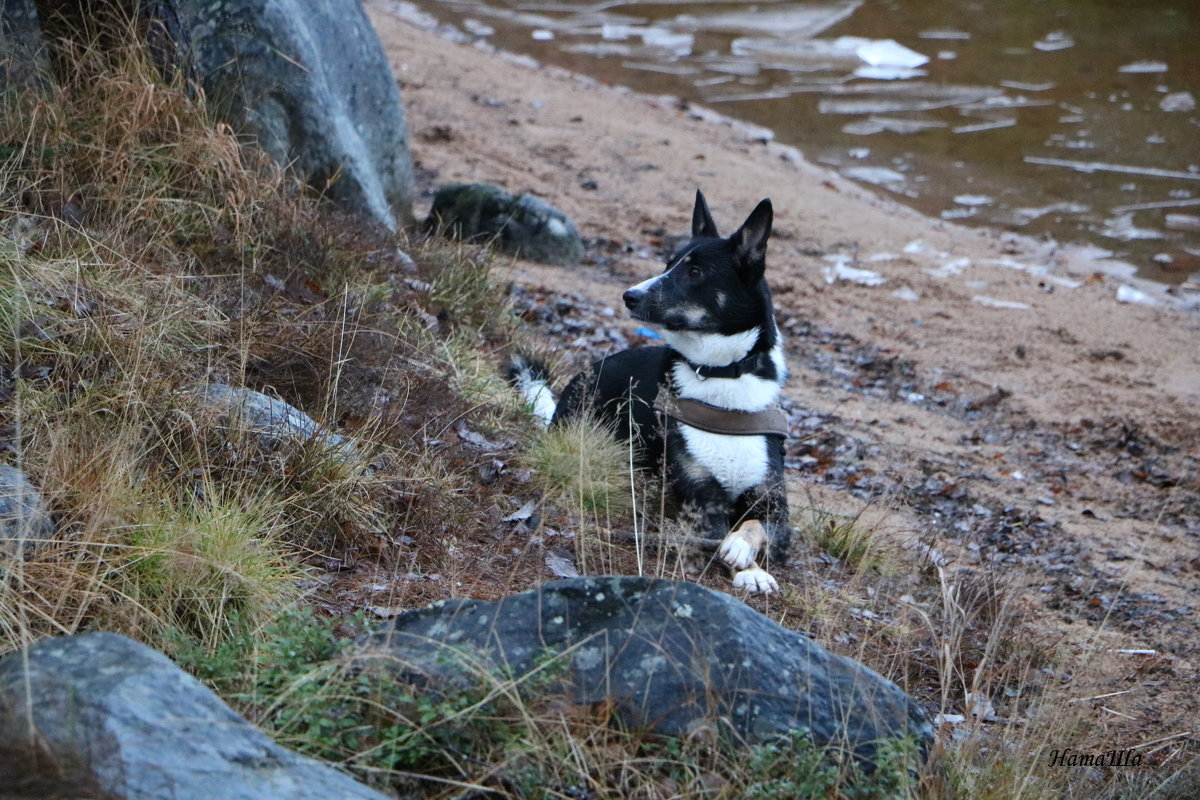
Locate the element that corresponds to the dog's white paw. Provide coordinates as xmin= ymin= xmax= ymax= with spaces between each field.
xmin=732 ymin=566 xmax=779 ymax=594
xmin=717 ymin=519 xmax=767 ymax=570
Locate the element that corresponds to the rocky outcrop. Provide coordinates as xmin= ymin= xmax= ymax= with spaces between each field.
xmin=173 ymin=0 xmax=415 ymax=229
xmin=362 ymin=576 xmax=932 ymax=762
xmin=0 ymin=632 xmax=392 ymax=800
xmin=428 ymin=183 xmax=584 ymax=266
xmin=0 ymin=465 xmax=55 ymax=558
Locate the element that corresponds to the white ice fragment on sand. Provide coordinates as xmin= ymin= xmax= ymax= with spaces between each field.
xmin=1118 ymin=60 xmax=1168 ymax=74
xmin=892 ymin=286 xmax=919 ymax=302
xmin=1166 ymin=213 xmax=1200 ymax=232
xmin=954 ymin=194 xmax=993 ymax=206
xmin=1025 ymin=156 xmax=1200 ymax=181
xmin=1013 ymin=201 xmax=1089 ymax=223
xmin=819 ymin=84 xmax=1003 ymax=115
xmin=924 ymin=257 xmax=970 ymax=278
xmin=822 ymin=255 xmax=886 ymax=286
xmin=986 ymin=259 xmax=1084 ymax=289
xmin=674 ymin=3 xmax=862 ymax=39
xmin=844 ymin=116 xmax=946 ymax=135
xmin=973 ymin=295 xmax=1030 ymax=310
xmin=639 ymin=27 xmax=695 ymax=56
xmin=1101 ymin=213 xmax=1163 ymax=241
xmin=952 ymin=118 xmax=1017 ymax=134
xmin=1000 ymin=80 xmax=1056 ymax=92
xmin=462 ymin=19 xmax=494 ymax=37
xmin=1160 ymin=92 xmax=1196 ymax=113
xmin=902 ymin=239 xmax=927 ymax=254
xmin=940 ymin=207 xmax=976 ymax=220
xmin=532 ymin=29 xmax=554 ymax=40
xmin=1033 ymin=31 xmax=1074 ymax=52
xmin=919 ymin=29 xmax=970 ymax=41
xmin=842 ymin=165 xmax=906 ymax=185
xmin=855 ymin=39 xmax=929 ymax=69
xmin=854 ymin=65 xmax=926 ymax=80
xmin=601 ymin=23 xmax=633 ymax=41
xmin=1116 ymin=285 xmax=1157 ymax=306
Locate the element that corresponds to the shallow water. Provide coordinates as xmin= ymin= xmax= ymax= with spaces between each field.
xmin=393 ymin=0 xmax=1200 ymax=284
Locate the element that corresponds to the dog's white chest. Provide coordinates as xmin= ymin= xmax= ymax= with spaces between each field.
xmin=678 ymin=426 xmax=769 ymax=497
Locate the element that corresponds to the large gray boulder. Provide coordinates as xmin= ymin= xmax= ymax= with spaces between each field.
xmin=362 ymin=576 xmax=932 ymax=762
xmin=428 ymin=183 xmax=584 ymax=266
xmin=0 ymin=632 xmax=393 ymax=800
xmin=177 ymin=0 xmax=415 ymax=229
xmin=0 ymin=465 xmax=55 ymax=558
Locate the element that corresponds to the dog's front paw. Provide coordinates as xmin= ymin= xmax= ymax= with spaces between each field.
xmin=732 ymin=566 xmax=779 ymax=594
xmin=718 ymin=519 xmax=767 ymax=570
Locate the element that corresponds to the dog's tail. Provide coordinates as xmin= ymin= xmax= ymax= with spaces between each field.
xmin=506 ymin=354 xmax=557 ymax=427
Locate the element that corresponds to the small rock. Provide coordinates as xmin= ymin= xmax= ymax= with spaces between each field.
xmin=0 ymin=465 xmax=55 ymax=558
xmin=192 ymin=384 xmax=359 ymax=462
xmin=426 ymin=183 xmax=584 ymax=266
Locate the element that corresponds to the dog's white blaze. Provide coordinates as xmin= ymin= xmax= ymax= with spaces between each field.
xmin=679 ymin=425 xmax=769 ymax=496
xmin=661 ymin=326 xmax=759 ymax=368
xmin=627 ymin=272 xmax=665 ymax=294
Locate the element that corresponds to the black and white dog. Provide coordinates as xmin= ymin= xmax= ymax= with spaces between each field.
xmin=512 ymin=190 xmax=790 ymax=592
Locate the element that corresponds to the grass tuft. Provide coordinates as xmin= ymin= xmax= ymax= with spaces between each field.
xmin=524 ymin=413 xmax=634 ymax=521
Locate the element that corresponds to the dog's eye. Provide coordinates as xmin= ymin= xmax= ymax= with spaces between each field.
xmin=688 ymin=265 xmax=702 ymax=279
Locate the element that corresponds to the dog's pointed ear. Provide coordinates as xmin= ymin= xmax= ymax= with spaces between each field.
xmin=730 ymin=199 xmax=772 ymax=280
xmin=692 ymin=189 xmax=720 ymax=238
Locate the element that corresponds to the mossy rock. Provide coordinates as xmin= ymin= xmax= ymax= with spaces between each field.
xmin=427 ymin=183 xmax=584 ymax=266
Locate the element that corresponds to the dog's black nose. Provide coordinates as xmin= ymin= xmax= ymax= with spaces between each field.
xmin=622 ymin=288 xmax=643 ymax=310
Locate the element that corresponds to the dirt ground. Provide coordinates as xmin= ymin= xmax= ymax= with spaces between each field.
xmin=363 ymin=0 xmax=1199 ymax=767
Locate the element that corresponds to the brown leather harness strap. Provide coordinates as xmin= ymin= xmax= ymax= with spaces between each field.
xmin=655 ymin=392 xmax=789 ymax=437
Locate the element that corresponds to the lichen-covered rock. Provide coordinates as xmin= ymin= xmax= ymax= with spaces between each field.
xmin=176 ymin=0 xmax=415 ymax=229
xmin=193 ymin=383 xmax=358 ymax=460
xmin=427 ymin=183 xmax=584 ymax=266
xmin=361 ymin=576 xmax=932 ymax=762
xmin=0 ymin=465 xmax=55 ymax=558
xmin=0 ymin=632 xmax=393 ymax=800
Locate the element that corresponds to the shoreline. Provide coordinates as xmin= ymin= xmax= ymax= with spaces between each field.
xmin=375 ymin=0 xmax=1200 ymax=306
